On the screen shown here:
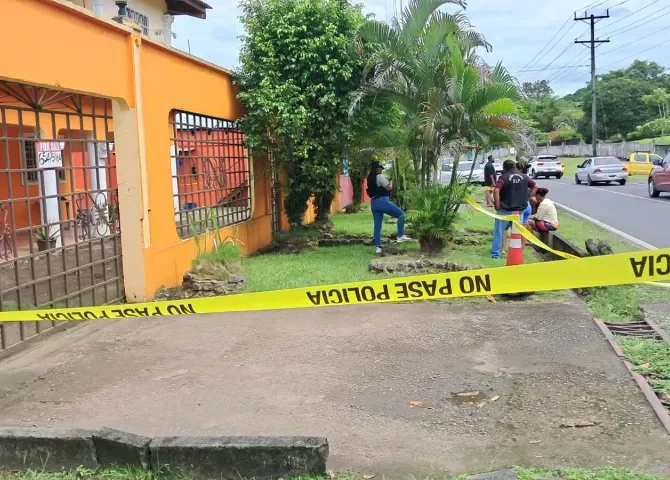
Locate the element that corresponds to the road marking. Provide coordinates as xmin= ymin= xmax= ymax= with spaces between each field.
xmin=553 ymin=202 xmax=658 ymax=250
xmin=552 ymin=181 xmax=670 ymax=206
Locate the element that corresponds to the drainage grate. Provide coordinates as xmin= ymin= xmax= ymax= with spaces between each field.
xmin=603 ymin=321 xmax=662 ymax=340
xmin=598 ymin=318 xmax=670 ymax=421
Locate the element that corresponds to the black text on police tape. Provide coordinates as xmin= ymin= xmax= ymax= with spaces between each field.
xmin=35 ymin=303 xmax=196 ymax=321
xmin=630 ymin=253 xmax=670 ymax=278
xmin=306 ymin=274 xmax=491 ymax=306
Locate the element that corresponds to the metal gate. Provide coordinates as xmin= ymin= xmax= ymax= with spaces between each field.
xmin=0 ymin=81 xmax=123 ymax=353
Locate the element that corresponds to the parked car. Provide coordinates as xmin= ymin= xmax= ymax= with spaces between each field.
xmin=648 ymin=153 xmax=670 ymax=197
xmin=575 ymin=156 xmax=629 ymax=186
xmin=478 ymin=157 xmax=503 ymax=174
xmin=528 ymin=155 xmax=564 ymax=179
xmin=441 ymin=162 xmax=485 ymax=185
xmin=628 ymin=152 xmax=663 ymax=176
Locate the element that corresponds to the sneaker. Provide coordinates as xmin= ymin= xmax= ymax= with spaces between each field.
xmin=396 ymin=235 xmax=413 ymax=244
xmin=375 ymin=247 xmax=383 ymax=255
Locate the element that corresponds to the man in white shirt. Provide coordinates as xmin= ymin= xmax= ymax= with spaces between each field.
xmin=529 ymin=187 xmax=559 ymax=232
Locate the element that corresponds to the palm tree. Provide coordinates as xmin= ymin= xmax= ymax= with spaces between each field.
xmin=418 ymin=39 xmax=519 ymax=189
xmin=350 ymin=0 xmax=491 ymax=186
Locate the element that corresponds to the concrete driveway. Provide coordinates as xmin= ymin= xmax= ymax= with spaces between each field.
xmin=0 ymin=301 xmax=668 ymax=477
xmin=537 ymin=178 xmax=670 ymax=248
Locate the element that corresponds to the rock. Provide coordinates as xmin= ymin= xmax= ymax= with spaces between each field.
xmin=386 ymin=264 xmax=396 ymax=273
xmin=467 ymin=469 xmax=519 ymax=480
xmin=396 ymin=263 xmax=407 ymax=272
xmin=228 ymin=274 xmax=246 ymax=284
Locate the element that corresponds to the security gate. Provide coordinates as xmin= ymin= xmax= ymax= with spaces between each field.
xmin=0 ymin=80 xmax=124 ymax=353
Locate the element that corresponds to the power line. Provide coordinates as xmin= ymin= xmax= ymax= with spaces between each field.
xmin=510 ymin=64 xmax=589 ymax=72
xmin=516 ymin=18 xmax=575 ymax=77
xmin=607 ymin=7 xmax=670 ymax=38
xmin=598 ymin=24 xmax=670 ymax=55
xmin=515 ymin=0 xmax=615 ymax=79
xmin=599 ymin=38 xmax=670 ymax=68
xmin=598 ymin=0 xmax=661 ymax=34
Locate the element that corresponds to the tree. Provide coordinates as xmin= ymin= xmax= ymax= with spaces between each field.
xmin=565 ymin=60 xmax=670 ymax=141
xmin=351 ymin=0 xmax=491 ymax=187
xmin=236 ymin=0 xmax=362 ymax=228
xmin=522 ymin=80 xmax=553 ymax=101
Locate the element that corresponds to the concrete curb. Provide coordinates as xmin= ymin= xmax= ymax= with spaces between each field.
xmin=0 ymin=427 xmax=328 ymax=479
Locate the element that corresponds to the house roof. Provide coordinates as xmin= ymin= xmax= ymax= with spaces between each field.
xmin=167 ymin=0 xmax=212 ymax=19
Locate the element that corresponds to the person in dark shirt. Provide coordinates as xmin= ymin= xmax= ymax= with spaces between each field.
xmin=483 ymin=155 xmax=497 ymax=207
xmin=491 ymin=160 xmax=537 ymax=259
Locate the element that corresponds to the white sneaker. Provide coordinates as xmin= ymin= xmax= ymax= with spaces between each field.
xmin=396 ymin=235 xmax=413 ymax=244
xmin=375 ymin=247 xmax=383 ymax=255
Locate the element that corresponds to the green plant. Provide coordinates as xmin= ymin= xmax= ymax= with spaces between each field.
xmin=406 ymin=182 xmax=471 ymax=254
xmin=35 ymin=223 xmax=58 ymax=242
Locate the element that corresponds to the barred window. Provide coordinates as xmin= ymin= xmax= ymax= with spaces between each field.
xmin=22 ymin=140 xmax=38 ymax=183
xmin=169 ymin=111 xmax=252 ymax=239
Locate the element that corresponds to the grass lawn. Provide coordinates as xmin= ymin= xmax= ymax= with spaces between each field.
xmin=244 ymin=206 xmax=539 ymax=293
xmin=1 ymin=467 xmax=667 ymax=480
xmin=555 ymin=209 xmax=642 ymax=253
xmin=638 ymin=135 xmax=670 ymax=145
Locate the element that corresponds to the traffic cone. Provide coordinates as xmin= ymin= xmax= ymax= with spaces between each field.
xmin=506 ymin=211 xmax=524 ymax=266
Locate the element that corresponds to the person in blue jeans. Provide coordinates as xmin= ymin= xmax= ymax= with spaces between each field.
xmin=366 ymin=161 xmax=412 ymax=254
xmin=491 ymin=160 xmax=537 ymax=259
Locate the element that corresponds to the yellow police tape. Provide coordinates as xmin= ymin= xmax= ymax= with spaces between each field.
xmin=463 ymin=195 xmax=578 ymax=260
xmin=464 ymin=195 xmax=670 ymax=289
xmin=1 ymin=248 xmax=669 ymax=322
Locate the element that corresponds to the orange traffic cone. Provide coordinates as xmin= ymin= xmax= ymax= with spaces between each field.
xmin=506 ymin=211 xmax=524 ymax=266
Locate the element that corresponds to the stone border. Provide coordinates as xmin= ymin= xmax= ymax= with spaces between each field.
xmin=0 ymin=427 xmax=328 ymax=480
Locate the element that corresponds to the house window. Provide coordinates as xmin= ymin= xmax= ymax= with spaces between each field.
xmin=127 ymin=8 xmax=149 ymax=36
xmin=22 ymin=140 xmax=38 ymax=183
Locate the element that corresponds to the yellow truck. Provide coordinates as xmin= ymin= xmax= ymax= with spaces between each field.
xmin=628 ymin=152 xmax=664 ymax=176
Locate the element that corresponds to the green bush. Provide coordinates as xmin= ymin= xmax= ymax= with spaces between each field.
xmin=627 ymin=118 xmax=670 ymax=141
xmin=406 ymin=182 xmax=471 ymax=254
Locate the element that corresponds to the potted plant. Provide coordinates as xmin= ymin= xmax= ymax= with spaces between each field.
xmin=35 ymin=223 xmax=59 ymax=252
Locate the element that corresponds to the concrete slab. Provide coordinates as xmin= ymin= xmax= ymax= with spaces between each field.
xmin=0 ymin=302 xmax=668 ymax=477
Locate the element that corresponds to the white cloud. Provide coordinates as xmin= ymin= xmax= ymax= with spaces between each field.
xmin=172 ymin=0 xmax=670 ymax=95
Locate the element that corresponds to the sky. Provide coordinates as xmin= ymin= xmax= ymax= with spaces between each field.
xmin=172 ymin=0 xmax=670 ymax=96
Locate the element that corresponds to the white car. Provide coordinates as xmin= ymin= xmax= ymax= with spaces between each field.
xmin=575 ymin=156 xmax=629 ymax=186
xmin=528 ymin=155 xmax=564 ymax=179
xmin=440 ymin=162 xmax=485 ymax=185
xmin=479 ymin=158 xmax=503 ymax=174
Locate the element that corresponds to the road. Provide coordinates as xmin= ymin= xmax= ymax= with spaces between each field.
xmin=534 ymin=177 xmax=670 ymax=248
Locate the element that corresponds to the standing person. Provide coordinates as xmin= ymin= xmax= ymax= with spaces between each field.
xmin=483 ymin=155 xmax=497 ymax=207
xmin=529 ymin=188 xmax=559 ymax=233
xmin=366 ymin=161 xmax=412 ymax=255
xmin=492 ymin=160 xmax=537 ymax=259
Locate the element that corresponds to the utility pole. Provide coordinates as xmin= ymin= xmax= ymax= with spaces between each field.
xmin=575 ymin=10 xmax=609 ymax=157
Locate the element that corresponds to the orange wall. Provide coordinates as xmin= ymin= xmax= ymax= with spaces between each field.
xmin=1 ymin=0 xmax=275 ymax=300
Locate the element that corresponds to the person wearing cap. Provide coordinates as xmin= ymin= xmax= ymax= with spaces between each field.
xmin=492 ymin=159 xmax=537 ymax=259
xmin=366 ymin=161 xmax=412 ymax=254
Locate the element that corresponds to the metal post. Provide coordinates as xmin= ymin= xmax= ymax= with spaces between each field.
xmin=575 ymin=10 xmax=609 ymax=157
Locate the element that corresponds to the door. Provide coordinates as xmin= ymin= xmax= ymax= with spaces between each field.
xmin=631 ymin=153 xmax=648 ymax=176
xmin=658 ymin=155 xmax=670 ymax=191
xmin=577 ymin=159 xmax=591 ymax=181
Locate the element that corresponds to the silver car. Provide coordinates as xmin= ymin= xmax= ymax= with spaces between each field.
xmin=440 ymin=162 xmax=485 ymax=185
xmin=575 ymin=156 xmax=629 ymax=186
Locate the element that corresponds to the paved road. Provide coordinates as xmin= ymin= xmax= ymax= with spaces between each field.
xmin=535 ymin=176 xmax=670 ymax=248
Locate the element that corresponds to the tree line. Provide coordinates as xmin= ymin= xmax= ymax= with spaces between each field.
xmin=521 ymin=60 xmax=670 ymax=144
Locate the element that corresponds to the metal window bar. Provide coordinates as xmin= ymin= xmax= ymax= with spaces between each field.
xmin=0 ymin=80 xmax=124 ymax=353
xmin=169 ymin=111 xmax=252 ymax=239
